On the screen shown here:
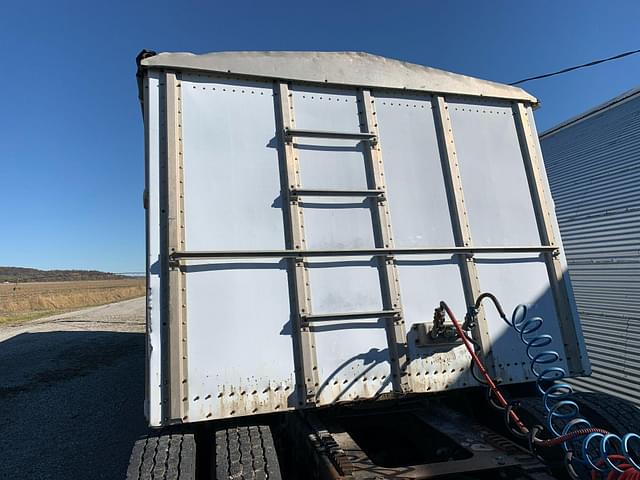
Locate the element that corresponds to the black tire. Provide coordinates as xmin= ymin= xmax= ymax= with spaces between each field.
xmin=214 ymin=425 xmax=282 ymax=480
xmin=571 ymin=391 xmax=640 ymax=435
xmin=510 ymin=397 xmax=566 ymax=476
xmin=126 ymin=432 xmax=196 ymax=480
xmin=514 ymin=396 xmax=569 ymax=442
xmin=514 ymin=393 xmax=640 ymax=478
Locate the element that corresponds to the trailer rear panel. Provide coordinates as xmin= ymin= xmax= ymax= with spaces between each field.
xmin=138 ymin=52 xmax=590 ymax=427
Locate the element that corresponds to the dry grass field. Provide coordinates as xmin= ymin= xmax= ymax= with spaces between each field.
xmin=0 ymin=278 xmax=145 ymax=323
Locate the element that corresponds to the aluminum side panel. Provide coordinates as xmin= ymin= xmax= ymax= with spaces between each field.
xmin=145 ymin=73 xmax=163 ymax=427
xmin=448 ymin=101 xmax=540 ymax=247
xmin=179 ymin=75 xmax=297 ymax=419
xmin=449 ymin=100 xmax=569 ymax=381
xmin=181 ymin=76 xmax=285 ymax=251
xmin=292 ymin=87 xmax=368 ymax=190
xmin=302 ymin=198 xmax=376 ymax=250
xmin=183 ymin=260 xmax=295 ymax=419
xmin=374 ymin=93 xmax=472 ymax=389
xmin=375 ymin=95 xmax=455 ymax=247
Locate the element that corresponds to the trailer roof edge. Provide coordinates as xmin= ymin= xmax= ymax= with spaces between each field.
xmin=138 ymin=50 xmax=538 ymax=104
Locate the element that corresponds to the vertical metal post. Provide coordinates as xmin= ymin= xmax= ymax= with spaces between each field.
xmin=512 ymin=102 xmax=583 ymax=375
xmin=275 ymin=82 xmax=320 ymax=404
xmin=358 ymin=89 xmax=411 ymax=394
xmin=162 ymin=71 xmax=188 ymax=422
xmin=432 ymin=95 xmax=493 ymax=364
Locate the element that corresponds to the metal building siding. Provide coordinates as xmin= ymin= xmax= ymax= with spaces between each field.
xmin=540 ymin=92 xmax=640 ymax=404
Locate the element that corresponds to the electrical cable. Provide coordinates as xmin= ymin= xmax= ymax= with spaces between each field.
xmin=509 ymin=48 xmax=640 ymax=85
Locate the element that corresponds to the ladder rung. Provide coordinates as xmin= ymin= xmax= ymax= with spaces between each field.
xmin=285 ymin=128 xmax=377 ymax=142
xmin=291 ymin=188 xmax=384 ymax=197
xmin=301 ymin=309 xmax=401 ymax=322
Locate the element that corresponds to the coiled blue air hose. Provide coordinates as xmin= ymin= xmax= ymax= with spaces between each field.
xmin=471 ymin=295 xmax=640 ymax=478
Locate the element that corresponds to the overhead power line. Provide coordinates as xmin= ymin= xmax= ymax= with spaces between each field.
xmin=509 ymin=48 xmax=640 ymax=86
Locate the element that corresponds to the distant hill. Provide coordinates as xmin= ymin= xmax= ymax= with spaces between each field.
xmin=0 ymin=266 xmax=137 ymax=283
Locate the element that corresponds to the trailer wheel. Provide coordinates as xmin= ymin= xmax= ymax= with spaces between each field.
xmin=126 ymin=432 xmax=196 ymax=480
xmin=514 ymin=393 xmax=640 ymax=478
xmin=509 ymin=397 xmax=566 ymax=476
xmin=213 ymin=425 xmax=282 ymax=480
xmin=571 ymin=391 xmax=640 ymax=435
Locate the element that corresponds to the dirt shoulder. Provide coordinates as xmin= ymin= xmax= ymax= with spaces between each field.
xmin=0 ymin=278 xmax=145 ymax=324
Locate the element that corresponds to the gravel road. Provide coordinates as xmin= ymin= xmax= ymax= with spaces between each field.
xmin=0 ymin=297 xmax=149 ymax=480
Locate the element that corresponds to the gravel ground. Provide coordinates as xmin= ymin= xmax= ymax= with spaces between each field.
xmin=0 ymin=297 xmax=149 ymax=480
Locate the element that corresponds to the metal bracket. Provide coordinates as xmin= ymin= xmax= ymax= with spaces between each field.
xmin=284 ymin=127 xmax=378 ymax=144
xmin=414 ymin=322 xmax=462 ymax=348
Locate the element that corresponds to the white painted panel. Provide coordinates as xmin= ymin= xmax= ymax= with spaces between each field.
xmin=183 ymin=260 xmax=296 ymax=418
xmin=375 ymin=94 xmax=469 ymax=389
xmin=146 ymin=73 xmax=163 ymax=426
xmin=302 ymin=198 xmax=376 ymax=250
xmin=474 ymin=254 xmax=568 ymax=383
xmin=314 ymin=318 xmax=393 ymax=404
xmin=176 ymin=75 xmax=297 ymax=419
xmin=399 ymin=254 xmax=472 ymax=389
xmin=291 ymin=87 xmax=368 ymax=189
xmin=181 ymin=75 xmax=284 ymax=250
xmin=449 ymin=100 xmax=541 ymax=246
xmin=306 ymin=257 xmax=391 ymax=402
xmin=307 ymin=258 xmax=382 ymax=314
xmin=448 ymin=99 xmax=566 ymax=384
xmin=291 ymin=86 xmax=361 ymax=132
xmin=375 ymin=92 xmax=466 ymax=326
xmin=375 ymin=94 xmax=455 ymax=247
xmin=396 ymin=255 xmax=466 ymax=325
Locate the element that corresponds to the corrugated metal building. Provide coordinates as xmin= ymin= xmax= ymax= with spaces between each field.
xmin=540 ymin=88 xmax=640 ymax=404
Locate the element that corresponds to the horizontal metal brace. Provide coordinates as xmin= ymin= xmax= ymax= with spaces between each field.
xmin=302 ymin=309 xmax=401 ymax=322
xmin=171 ymin=245 xmax=558 ymax=261
xmin=284 ymin=128 xmax=377 ymax=143
xmin=291 ymin=188 xmax=384 ymax=198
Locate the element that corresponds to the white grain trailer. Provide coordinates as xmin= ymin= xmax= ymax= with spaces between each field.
xmin=129 ymin=51 xmax=639 ymax=480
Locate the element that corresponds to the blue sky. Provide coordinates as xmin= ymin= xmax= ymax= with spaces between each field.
xmin=1 ymin=1 xmax=639 ymax=272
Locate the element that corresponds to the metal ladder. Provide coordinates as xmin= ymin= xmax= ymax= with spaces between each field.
xmin=274 ymin=83 xmax=410 ymax=405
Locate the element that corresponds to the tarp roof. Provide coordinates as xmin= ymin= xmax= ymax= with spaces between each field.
xmin=139 ymin=51 xmax=537 ymax=103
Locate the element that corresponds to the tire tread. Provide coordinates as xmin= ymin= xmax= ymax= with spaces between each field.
xmin=126 ymin=431 xmax=195 ymax=480
xmin=214 ymin=425 xmax=281 ymax=480
xmin=571 ymin=391 xmax=640 ymax=435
